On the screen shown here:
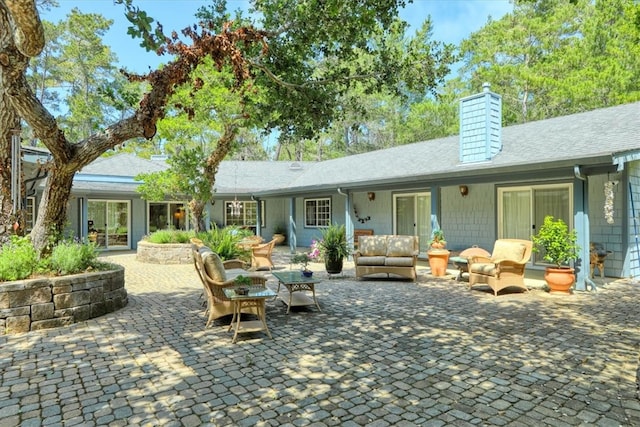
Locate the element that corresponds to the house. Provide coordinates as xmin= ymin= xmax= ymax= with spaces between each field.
xmin=25 ymin=86 xmax=640 ymax=290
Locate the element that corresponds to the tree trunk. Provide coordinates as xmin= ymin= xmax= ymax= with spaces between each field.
xmin=30 ymin=166 xmax=74 ymax=256
xmin=189 ymin=198 xmax=206 ymax=232
xmin=0 ymin=5 xmax=26 ymax=244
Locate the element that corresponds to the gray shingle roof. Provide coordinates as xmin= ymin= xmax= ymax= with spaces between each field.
xmin=73 ymin=101 xmax=640 ymax=196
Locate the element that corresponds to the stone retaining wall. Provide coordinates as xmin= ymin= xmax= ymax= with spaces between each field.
xmin=136 ymin=240 xmax=192 ymax=264
xmin=0 ymin=266 xmax=126 ymax=335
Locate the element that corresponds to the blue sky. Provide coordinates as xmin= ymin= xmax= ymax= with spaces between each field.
xmin=43 ymin=1 xmax=513 ymax=73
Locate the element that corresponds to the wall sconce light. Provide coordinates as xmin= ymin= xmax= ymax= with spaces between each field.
xmin=367 ymin=192 xmax=376 ymax=201
xmin=459 ymin=185 xmax=469 ymax=197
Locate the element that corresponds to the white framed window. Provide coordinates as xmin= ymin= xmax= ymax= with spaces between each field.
xmin=148 ymin=202 xmax=188 ymax=232
xmin=305 ymin=197 xmax=331 ymax=227
xmin=225 ymin=200 xmax=265 ymax=229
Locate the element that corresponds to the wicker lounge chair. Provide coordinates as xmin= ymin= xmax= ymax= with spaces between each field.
xmin=468 ymin=239 xmax=532 ymax=296
xmin=192 ymin=243 xmax=266 ymax=327
xmin=251 ymin=238 xmax=277 ymax=270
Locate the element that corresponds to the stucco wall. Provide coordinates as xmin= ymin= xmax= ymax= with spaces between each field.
xmin=0 ymin=266 xmax=127 ymax=335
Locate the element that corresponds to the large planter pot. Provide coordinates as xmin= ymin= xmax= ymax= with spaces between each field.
xmin=428 ymin=249 xmax=450 ymax=277
xmin=545 ymin=267 xmax=575 ymax=294
xmin=325 ymin=257 xmax=344 ymax=274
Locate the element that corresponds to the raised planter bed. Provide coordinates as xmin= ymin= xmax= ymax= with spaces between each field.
xmin=136 ymin=240 xmax=192 ymax=264
xmin=0 ymin=265 xmax=126 ymax=335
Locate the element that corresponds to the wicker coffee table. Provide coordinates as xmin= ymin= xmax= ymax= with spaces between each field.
xmin=272 ymin=271 xmax=322 ymax=314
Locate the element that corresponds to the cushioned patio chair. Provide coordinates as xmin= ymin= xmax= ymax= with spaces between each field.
xmin=468 ymin=239 xmax=533 ymax=296
xmin=192 ymin=243 xmax=266 ymax=327
xmin=251 ymin=238 xmax=277 ymax=270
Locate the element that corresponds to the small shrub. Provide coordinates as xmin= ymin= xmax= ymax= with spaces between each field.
xmin=0 ymin=236 xmax=38 ymax=281
xmin=146 ymin=229 xmax=195 ymax=244
xmin=196 ymin=226 xmax=248 ymax=261
xmin=49 ymin=240 xmax=99 ymax=275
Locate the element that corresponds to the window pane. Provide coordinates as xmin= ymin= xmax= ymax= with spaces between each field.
xmin=149 ymin=203 xmax=169 ymax=232
xmin=501 ymin=190 xmax=531 ymax=239
xmin=305 ymin=198 xmax=331 ymax=227
xmin=25 ymin=197 xmax=35 ymax=232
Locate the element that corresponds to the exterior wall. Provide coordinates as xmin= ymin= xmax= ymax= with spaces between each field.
xmin=293 ymin=193 xmax=347 ymax=247
xmin=627 ymin=162 xmax=640 ymax=279
xmin=353 ymin=190 xmax=393 ymax=234
xmin=588 ymin=173 xmax=624 ymax=277
xmin=0 ymin=266 xmax=126 ymax=335
xmin=261 ymin=198 xmax=287 ymax=240
xmin=440 ymin=184 xmax=496 ymax=252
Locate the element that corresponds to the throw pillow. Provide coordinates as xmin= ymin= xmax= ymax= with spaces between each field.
xmin=200 ymin=248 xmax=227 ymax=282
xmin=492 ymin=240 xmax=526 ymax=261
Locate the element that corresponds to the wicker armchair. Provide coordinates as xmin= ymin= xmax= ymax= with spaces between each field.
xmin=468 ymin=239 xmax=532 ymax=296
xmin=192 ymin=244 xmax=266 ymax=327
xmin=251 ymin=238 xmax=277 ymax=271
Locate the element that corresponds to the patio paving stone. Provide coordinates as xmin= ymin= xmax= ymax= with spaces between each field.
xmin=0 ymin=247 xmax=638 ymax=426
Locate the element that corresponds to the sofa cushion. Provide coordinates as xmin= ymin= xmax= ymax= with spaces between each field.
xmin=200 ymin=247 xmax=227 ymax=282
xmin=492 ymin=240 xmax=526 ymax=262
xmin=360 ymin=236 xmax=389 ymax=256
xmin=356 ymin=256 xmax=386 ymax=266
xmin=386 ymin=236 xmax=415 ymax=257
xmin=385 ymin=257 xmax=414 ymax=267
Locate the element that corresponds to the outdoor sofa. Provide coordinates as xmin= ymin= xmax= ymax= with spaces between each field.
xmin=353 ymin=234 xmax=419 ymax=280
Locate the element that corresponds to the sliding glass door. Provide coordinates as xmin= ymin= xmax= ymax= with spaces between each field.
xmin=498 ymin=184 xmax=572 ymax=264
xmin=394 ymin=192 xmax=431 ymax=253
xmin=88 ymin=200 xmax=130 ymax=250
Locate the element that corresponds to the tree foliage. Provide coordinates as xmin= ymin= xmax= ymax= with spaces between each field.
xmin=458 ymin=0 xmax=640 ymax=125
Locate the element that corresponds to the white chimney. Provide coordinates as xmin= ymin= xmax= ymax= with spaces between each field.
xmin=459 ymin=82 xmax=502 ymax=163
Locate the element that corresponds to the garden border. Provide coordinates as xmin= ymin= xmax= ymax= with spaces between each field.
xmin=0 ymin=265 xmax=126 ymax=335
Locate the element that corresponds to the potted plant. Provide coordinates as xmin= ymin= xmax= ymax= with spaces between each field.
xmin=272 ymin=223 xmax=287 ymax=245
xmin=234 ymin=275 xmax=252 ymax=295
xmin=291 ymin=253 xmax=314 ymax=277
xmin=531 ymin=215 xmax=580 ymax=294
xmin=427 ymin=229 xmax=449 ymax=276
xmin=318 ymin=223 xmax=351 ymax=274
xmin=428 ymin=229 xmax=447 ymax=249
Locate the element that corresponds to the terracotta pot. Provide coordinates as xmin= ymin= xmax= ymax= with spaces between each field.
xmin=428 ymin=249 xmax=450 ymax=276
xmin=545 ymin=267 xmax=575 ymax=294
xmin=272 ymin=233 xmax=286 ymax=245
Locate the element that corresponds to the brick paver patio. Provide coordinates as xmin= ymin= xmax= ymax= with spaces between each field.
xmin=1 ymin=249 xmax=639 ymax=426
